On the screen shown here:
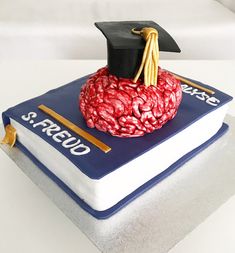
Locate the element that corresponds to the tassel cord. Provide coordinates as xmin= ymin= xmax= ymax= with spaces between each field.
xmin=132 ymin=27 xmax=159 ymax=86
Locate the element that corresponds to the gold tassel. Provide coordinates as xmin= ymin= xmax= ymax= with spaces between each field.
xmin=132 ymin=27 xmax=159 ymax=87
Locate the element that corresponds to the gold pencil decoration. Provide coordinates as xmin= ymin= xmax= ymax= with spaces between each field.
xmin=170 ymin=72 xmax=215 ymax=95
xmin=38 ymin=104 xmax=111 ymax=153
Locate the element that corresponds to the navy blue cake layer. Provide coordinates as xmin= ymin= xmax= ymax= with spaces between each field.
xmin=1 ymin=72 xmax=233 ymax=219
xmin=2 ymin=73 xmax=233 ymax=180
xmin=12 ymin=123 xmax=229 ymax=219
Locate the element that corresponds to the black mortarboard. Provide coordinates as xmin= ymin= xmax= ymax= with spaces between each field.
xmin=95 ymin=21 xmax=181 ymax=79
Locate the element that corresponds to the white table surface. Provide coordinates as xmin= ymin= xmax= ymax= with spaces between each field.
xmin=0 ymin=60 xmax=234 ymax=253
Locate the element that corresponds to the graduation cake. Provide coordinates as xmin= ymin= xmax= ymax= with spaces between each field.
xmin=1 ymin=21 xmax=233 ymax=219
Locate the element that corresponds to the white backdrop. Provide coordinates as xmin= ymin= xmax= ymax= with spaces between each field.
xmin=0 ymin=0 xmax=235 ymax=59
xmin=218 ymin=0 xmax=235 ymax=11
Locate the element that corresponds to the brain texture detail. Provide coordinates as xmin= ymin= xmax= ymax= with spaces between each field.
xmin=79 ymin=67 xmax=182 ymax=137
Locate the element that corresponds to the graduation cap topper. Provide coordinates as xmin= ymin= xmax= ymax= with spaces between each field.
xmin=95 ymin=21 xmax=181 ymax=86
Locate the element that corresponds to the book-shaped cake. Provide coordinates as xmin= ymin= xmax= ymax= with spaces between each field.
xmin=1 ymin=21 xmax=233 ymax=219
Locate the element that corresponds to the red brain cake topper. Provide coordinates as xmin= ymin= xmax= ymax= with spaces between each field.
xmin=79 ymin=21 xmax=182 ymax=137
xmin=79 ymin=67 xmax=182 ymax=137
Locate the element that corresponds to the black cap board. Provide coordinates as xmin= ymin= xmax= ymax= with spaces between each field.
xmin=95 ymin=21 xmax=181 ymax=79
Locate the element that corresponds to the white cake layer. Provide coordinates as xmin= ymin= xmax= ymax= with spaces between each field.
xmin=10 ymin=104 xmax=228 ymax=211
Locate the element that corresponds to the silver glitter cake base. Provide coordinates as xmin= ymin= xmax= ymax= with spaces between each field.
xmin=1 ymin=115 xmax=235 ymax=253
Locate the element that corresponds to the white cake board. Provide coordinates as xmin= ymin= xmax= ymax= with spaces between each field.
xmin=1 ymin=115 xmax=235 ymax=253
